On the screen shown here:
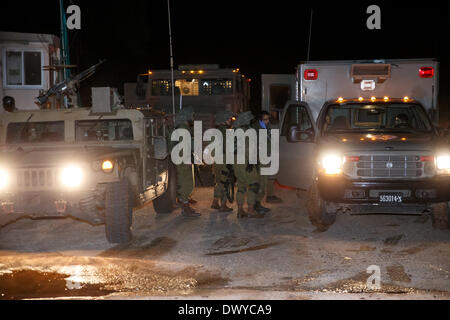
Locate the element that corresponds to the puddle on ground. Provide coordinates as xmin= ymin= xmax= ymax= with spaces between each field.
xmin=0 ymin=269 xmax=115 ymax=300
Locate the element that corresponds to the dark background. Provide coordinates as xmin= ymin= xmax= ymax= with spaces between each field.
xmin=1 ymin=1 xmax=449 ymax=123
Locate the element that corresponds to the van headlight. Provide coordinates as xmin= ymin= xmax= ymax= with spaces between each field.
xmin=0 ymin=169 xmax=9 ymax=190
xmin=60 ymin=165 xmax=83 ymax=188
xmin=319 ymin=154 xmax=344 ymax=175
xmin=436 ymin=155 xmax=450 ymax=174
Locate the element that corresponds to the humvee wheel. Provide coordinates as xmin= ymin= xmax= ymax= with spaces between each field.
xmin=431 ymin=202 xmax=450 ymax=230
xmin=105 ymin=178 xmax=132 ymax=243
xmin=153 ymin=162 xmax=177 ymax=214
xmin=306 ymin=180 xmax=337 ymax=231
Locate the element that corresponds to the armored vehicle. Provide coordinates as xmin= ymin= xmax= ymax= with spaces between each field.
xmin=0 ymin=102 xmax=176 ymax=243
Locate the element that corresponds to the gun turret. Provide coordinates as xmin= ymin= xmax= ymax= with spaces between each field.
xmin=36 ymin=59 xmax=106 ymax=107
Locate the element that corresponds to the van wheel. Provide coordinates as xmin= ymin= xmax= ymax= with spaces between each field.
xmin=105 ymin=178 xmax=132 ymax=243
xmin=153 ymin=162 xmax=177 ymax=214
xmin=307 ymin=181 xmax=337 ymax=231
xmin=431 ymin=202 xmax=450 ymax=230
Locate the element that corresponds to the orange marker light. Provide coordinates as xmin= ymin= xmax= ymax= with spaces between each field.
xmin=401 ymin=137 xmax=407 ymax=141
xmin=403 ymin=96 xmax=410 ymax=102
xmin=337 ymin=97 xmax=344 ymax=103
xmin=370 ymin=96 xmax=377 ymax=102
xmin=102 ymin=160 xmax=114 ymax=173
xmin=358 ymin=97 xmax=364 ymax=102
xmin=383 ymin=96 xmax=389 ymax=102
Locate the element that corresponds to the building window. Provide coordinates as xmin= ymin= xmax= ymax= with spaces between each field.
xmin=151 ymin=80 xmax=172 ymax=96
xmin=200 ymin=79 xmax=232 ymax=95
xmin=4 ymin=50 xmax=43 ymax=88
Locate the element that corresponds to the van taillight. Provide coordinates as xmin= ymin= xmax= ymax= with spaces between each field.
xmin=304 ymin=69 xmax=318 ymax=80
xmin=419 ymin=67 xmax=434 ymax=78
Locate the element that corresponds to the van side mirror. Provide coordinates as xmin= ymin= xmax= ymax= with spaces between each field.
xmin=287 ymin=125 xmax=314 ymax=143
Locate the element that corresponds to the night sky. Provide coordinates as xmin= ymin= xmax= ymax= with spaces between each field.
xmin=1 ymin=1 xmax=449 ymax=122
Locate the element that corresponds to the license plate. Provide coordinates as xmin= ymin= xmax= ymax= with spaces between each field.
xmin=379 ymin=193 xmax=403 ymax=203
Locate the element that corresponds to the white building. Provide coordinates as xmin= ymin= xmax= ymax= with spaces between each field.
xmin=0 ymin=31 xmax=61 ymax=111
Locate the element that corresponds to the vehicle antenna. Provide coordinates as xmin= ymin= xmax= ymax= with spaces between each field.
xmin=167 ymin=0 xmax=176 ymax=115
xmin=307 ymin=8 xmax=313 ymax=62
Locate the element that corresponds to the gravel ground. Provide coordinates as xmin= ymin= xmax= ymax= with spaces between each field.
xmin=0 ymin=185 xmax=449 ymax=300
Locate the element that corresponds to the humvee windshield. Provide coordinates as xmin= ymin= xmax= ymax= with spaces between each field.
xmin=6 ymin=121 xmax=65 ymax=144
xmin=322 ymin=103 xmax=433 ymax=134
xmin=75 ymin=119 xmax=133 ymax=141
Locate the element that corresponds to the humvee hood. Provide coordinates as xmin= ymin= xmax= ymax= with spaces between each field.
xmin=0 ymin=146 xmax=139 ymax=167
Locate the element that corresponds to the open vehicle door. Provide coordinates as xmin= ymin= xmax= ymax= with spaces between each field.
xmin=277 ymin=101 xmax=318 ymax=190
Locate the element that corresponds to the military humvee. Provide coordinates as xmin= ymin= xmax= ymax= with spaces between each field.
xmin=0 ymin=105 xmax=177 ymax=243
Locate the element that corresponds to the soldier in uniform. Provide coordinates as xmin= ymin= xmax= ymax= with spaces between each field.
xmin=233 ymin=111 xmax=264 ymax=219
xmin=266 ymin=109 xmax=282 ymax=203
xmin=253 ymin=111 xmax=271 ymax=214
xmin=211 ymin=110 xmax=235 ymax=212
xmin=172 ymin=107 xmax=201 ymax=217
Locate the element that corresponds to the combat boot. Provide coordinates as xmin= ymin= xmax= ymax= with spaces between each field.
xmin=247 ymin=204 xmax=264 ymax=218
xmin=211 ymin=198 xmax=221 ymax=210
xmin=180 ymin=202 xmax=201 ymax=218
xmin=255 ymin=201 xmax=270 ymax=214
xmin=237 ymin=204 xmax=249 ymax=219
xmin=219 ymin=198 xmax=233 ymax=212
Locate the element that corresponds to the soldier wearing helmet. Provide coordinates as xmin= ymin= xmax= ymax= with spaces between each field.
xmin=172 ymin=106 xmax=201 ymax=217
xmin=211 ymin=110 xmax=235 ymax=212
xmin=232 ymin=111 xmax=264 ymax=219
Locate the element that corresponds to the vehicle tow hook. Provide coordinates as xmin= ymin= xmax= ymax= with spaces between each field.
xmin=55 ymin=200 xmax=67 ymax=213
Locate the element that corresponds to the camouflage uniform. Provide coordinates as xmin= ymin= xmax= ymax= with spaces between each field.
xmin=211 ymin=110 xmax=234 ymax=212
xmin=233 ymin=111 xmax=264 ymax=219
xmin=253 ymin=120 xmax=271 ymax=213
xmin=266 ymin=118 xmax=282 ymax=203
xmin=171 ymin=107 xmax=200 ymax=217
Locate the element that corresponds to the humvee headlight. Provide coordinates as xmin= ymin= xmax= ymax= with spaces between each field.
xmin=60 ymin=165 xmax=83 ymax=188
xmin=0 ymin=169 xmax=9 ymax=190
xmin=101 ymin=160 xmax=114 ymax=173
xmin=436 ymin=155 xmax=450 ymax=174
xmin=320 ymin=155 xmax=344 ymax=175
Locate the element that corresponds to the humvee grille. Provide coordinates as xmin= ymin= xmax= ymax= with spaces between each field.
xmin=16 ymin=168 xmax=59 ymax=189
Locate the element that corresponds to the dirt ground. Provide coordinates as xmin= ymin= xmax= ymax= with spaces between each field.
xmin=0 ymin=185 xmax=449 ymax=300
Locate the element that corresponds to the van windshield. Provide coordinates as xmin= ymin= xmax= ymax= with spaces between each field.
xmin=322 ymin=103 xmax=433 ymax=134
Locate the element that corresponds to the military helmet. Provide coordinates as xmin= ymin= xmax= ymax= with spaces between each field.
xmin=215 ymin=110 xmax=235 ymax=125
xmin=175 ymin=106 xmax=194 ymax=125
xmin=2 ymin=96 xmax=16 ymax=112
xmin=232 ymin=111 xmax=254 ymax=128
